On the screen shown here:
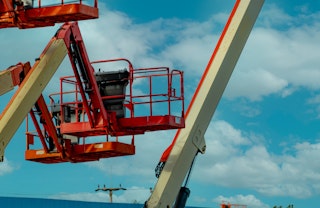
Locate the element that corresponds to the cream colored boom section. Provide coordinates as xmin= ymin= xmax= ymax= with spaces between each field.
xmin=0 ymin=39 xmax=67 ymax=162
xmin=0 ymin=70 xmax=14 ymax=96
xmin=145 ymin=0 xmax=264 ymax=207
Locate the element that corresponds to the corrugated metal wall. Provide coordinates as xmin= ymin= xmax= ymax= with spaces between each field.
xmin=0 ymin=197 xmax=142 ymax=208
xmin=0 ymin=197 xmax=202 ymax=208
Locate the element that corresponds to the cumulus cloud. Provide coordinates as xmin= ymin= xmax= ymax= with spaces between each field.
xmin=50 ymin=186 xmax=151 ymax=204
xmin=47 ymin=114 xmax=320 ymax=204
xmin=225 ymin=68 xmax=288 ymax=101
xmin=86 ymin=130 xmax=176 ymax=184
xmin=258 ymin=4 xmax=294 ymax=28
xmin=194 ymin=120 xmax=320 ymax=199
xmin=6 ymin=1 xmax=318 ymax=103
xmin=0 ymin=158 xmax=16 ymax=176
xmin=2 ymin=1 xmax=320 ymax=102
xmin=224 ymin=8 xmax=320 ymax=101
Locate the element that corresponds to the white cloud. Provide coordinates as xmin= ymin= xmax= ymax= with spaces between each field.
xmin=223 ymin=8 xmax=320 ymax=101
xmin=225 ymin=68 xmax=288 ymax=101
xmin=2 ymin=3 xmax=319 ymax=103
xmin=50 ymin=186 xmax=151 ymax=204
xmin=113 ymin=186 xmax=151 ymax=204
xmin=9 ymin=2 xmax=320 ymax=104
xmin=193 ymin=120 xmax=320 ymax=198
xmin=232 ymin=101 xmax=261 ymax=118
xmin=0 ymin=158 xmax=16 ymax=176
xmin=307 ymin=94 xmax=320 ymax=105
xmin=259 ymin=4 xmax=293 ymax=28
xmin=86 ymin=130 xmax=176 ymax=184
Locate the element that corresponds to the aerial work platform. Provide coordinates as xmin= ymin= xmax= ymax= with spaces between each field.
xmin=25 ymin=140 xmax=136 ymax=164
xmin=0 ymin=22 xmax=185 ymax=164
xmin=25 ymin=58 xmax=185 ymax=163
xmin=0 ymin=0 xmax=98 ymax=29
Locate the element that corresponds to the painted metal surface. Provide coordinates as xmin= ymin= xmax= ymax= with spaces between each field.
xmin=145 ymin=0 xmax=265 ymax=207
xmin=0 ymin=38 xmax=67 ymax=162
xmin=0 ymin=0 xmax=98 ymax=29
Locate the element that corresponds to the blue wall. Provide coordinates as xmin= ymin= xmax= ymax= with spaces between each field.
xmin=0 ymin=197 xmax=201 ymax=208
xmin=0 ymin=197 xmax=142 ymax=208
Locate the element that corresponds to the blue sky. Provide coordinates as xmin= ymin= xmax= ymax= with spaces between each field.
xmin=1 ymin=0 xmax=320 ymax=207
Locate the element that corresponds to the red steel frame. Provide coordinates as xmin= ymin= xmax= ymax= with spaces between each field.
xmin=25 ymin=22 xmax=185 ymax=163
xmin=0 ymin=0 xmax=98 ymax=29
xmin=53 ymin=58 xmax=185 ymax=137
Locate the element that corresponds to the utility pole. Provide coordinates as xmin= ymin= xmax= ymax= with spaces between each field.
xmin=95 ymin=184 xmax=127 ymax=203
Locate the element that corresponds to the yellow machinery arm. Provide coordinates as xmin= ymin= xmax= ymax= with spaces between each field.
xmin=0 ymin=36 xmax=67 ymax=162
xmin=0 ymin=62 xmax=31 ymax=96
xmin=145 ymin=0 xmax=265 ymax=207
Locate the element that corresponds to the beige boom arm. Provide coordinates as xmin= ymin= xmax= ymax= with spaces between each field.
xmin=0 ymin=69 xmax=18 ymax=96
xmin=0 ymin=62 xmax=31 ymax=96
xmin=145 ymin=0 xmax=265 ymax=207
xmin=0 ymin=39 xmax=67 ymax=162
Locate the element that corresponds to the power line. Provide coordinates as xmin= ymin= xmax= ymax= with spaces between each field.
xmin=95 ymin=184 xmax=126 ymax=203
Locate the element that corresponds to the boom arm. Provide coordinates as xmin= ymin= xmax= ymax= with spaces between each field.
xmin=145 ymin=0 xmax=264 ymax=207
xmin=0 ymin=22 xmax=95 ymax=162
xmin=0 ymin=37 xmax=67 ymax=162
xmin=0 ymin=62 xmax=31 ymax=96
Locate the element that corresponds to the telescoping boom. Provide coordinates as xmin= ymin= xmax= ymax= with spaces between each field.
xmin=145 ymin=0 xmax=265 ymax=207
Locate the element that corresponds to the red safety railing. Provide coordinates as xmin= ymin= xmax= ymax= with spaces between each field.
xmin=0 ymin=0 xmax=98 ymax=29
xmin=90 ymin=58 xmax=185 ymax=133
xmin=25 ymin=58 xmax=184 ymax=163
xmin=33 ymin=0 xmax=98 ymax=8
